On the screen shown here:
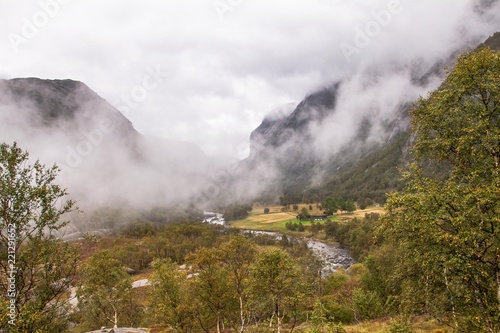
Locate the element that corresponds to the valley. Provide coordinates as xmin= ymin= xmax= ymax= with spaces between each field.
xmin=0 ymin=2 xmax=499 ymax=331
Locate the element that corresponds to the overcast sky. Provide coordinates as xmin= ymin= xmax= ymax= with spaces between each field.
xmin=1 ymin=0 xmax=499 ymax=159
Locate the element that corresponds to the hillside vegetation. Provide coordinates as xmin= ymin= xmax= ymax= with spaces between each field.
xmin=0 ymin=43 xmax=499 ymax=333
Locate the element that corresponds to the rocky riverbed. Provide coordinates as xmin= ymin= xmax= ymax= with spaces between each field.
xmin=243 ymin=230 xmax=355 ymax=276
xmin=306 ymin=239 xmax=355 ymax=276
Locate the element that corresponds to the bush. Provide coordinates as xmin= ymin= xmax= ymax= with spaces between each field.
xmin=223 ymin=203 xmax=253 ymax=221
xmin=353 ymin=288 xmax=383 ymax=320
xmin=286 ymin=221 xmax=298 ymax=231
xmin=323 ymin=301 xmax=354 ymax=324
xmin=326 ymin=323 xmax=347 ymax=333
xmin=298 ymin=222 xmax=305 ymax=232
xmin=264 ymin=207 xmax=270 ymax=214
xmin=387 ymin=318 xmax=414 ymax=333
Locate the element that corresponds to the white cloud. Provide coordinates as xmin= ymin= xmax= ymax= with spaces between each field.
xmin=1 ymin=0 xmax=499 ymax=159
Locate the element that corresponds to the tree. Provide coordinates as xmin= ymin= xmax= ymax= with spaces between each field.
xmin=381 ymin=48 xmax=500 ymax=332
xmin=298 ymin=222 xmax=305 ymax=232
xmin=78 ymin=250 xmax=135 ymax=329
xmin=299 ymin=207 xmax=310 ymax=219
xmin=224 ymin=203 xmax=253 ymax=221
xmin=0 ymin=142 xmax=78 ymax=332
xmin=248 ymin=249 xmax=304 ymax=333
xmin=219 ymin=235 xmax=257 ymax=333
xmin=150 ymin=259 xmax=194 ymax=333
xmin=187 ymin=247 xmax=235 ymax=333
xmin=322 ymin=196 xmax=338 ymax=214
xmin=342 ymin=199 xmax=356 ymax=214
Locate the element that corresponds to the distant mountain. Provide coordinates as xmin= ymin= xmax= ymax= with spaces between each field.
xmin=232 ymin=31 xmax=500 ymax=206
xmin=237 ymin=83 xmax=413 ymax=205
xmin=1 ymin=30 xmax=499 ymax=213
xmin=480 ymin=31 xmax=500 ymax=49
xmin=0 ymin=78 xmax=211 ymax=208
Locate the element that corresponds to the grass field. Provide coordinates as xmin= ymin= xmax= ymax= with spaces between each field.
xmin=230 ymin=204 xmax=385 ymax=233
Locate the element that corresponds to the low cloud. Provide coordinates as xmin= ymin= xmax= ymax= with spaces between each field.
xmin=1 ymin=0 xmax=497 ymax=159
xmin=0 ymin=0 xmax=499 ymax=209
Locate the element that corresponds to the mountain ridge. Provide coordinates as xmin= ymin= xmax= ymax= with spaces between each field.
xmin=236 ymin=31 xmax=500 ymax=205
xmin=0 ymin=77 xmax=212 ymax=209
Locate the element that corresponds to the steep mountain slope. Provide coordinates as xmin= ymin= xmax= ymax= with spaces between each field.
xmin=0 ymin=78 xmax=211 ymax=208
xmin=237 ymin=80 xmax=424 ymax=204
xmin=237 ymin=31 xmax=500 ymax=205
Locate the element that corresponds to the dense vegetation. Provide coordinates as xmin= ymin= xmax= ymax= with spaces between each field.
xmin=381 ymin=47 xmax=500 ymax=332
xmin=0 ymin=47 xmax=498 ymax=333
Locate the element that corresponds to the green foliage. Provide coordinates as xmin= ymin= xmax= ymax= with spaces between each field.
xmin=387 ymin=318 xmax=414 ymax=333
xmin=219 ymin=235 xmax=257 ymax=332
xmin=309 ymin=221 xmax=323 ymax=235
xmin=120 ymin=222 xmax=160 ymax=238
xmin=328 ymin=214 xmax=378 ymax=261
xmin=286 ymin=221 xmax=298 ymax=231
xmin=113 ymin=242 xmax=154 ymax=271
xmin=358 ymin=197 xmax=374 ymax=210
xmin=150 ymin=258 xmax=194 ymax=333
xmin=327 ymin=323 xmax=347 ymax=333
xmin=340 ymin=199 xmax=356 ymax=213
xmin=317 ymin=269 xmax=358 ymax=324
xmin=0 ymin=142 xmax=79 ymax=333
xmin=311 ymin=300 xmax=328 ymax=325
xmin=143 ymin=222 xmax=228 ymax=264
xmin=300 ymin=207 xmax=310 ymax=218
xmin=322 ymin=196 xmax=338 ymax=214
xmin=249 ymin=248 xmax=308 ymax=331
xmin=324 ymin=220 xmax=339 ymax=239
xmin=381 ymin=48 xmax=500 ymax=331
xmin=353 ymin=288 xmax=383 ymax=320
xmin=223 ymin=203 xmax=253 ymax=221
xmin=264 ymin=207 xmax=270 ymax=214
xmin=360 ymin=245 xmax=403 ymax=315
xmin=298 ymin=221 xmax=306 ymax=232
xmin=77 ymin=250 xmax=139 ymax=329
xmin=187 ymin=247 xmax=236 ymax=333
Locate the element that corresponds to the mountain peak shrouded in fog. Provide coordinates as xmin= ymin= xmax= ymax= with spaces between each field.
xmin=1 ymin=0 xmax=500 ymax=211
xmin=1 ymin=26 xmax=499 ymax=210
xmin=0 ymin=78 xmax=213 ymax=209
xmin=2 ymin=0 xmax=499 ymax=159
xmin=227 ymin=30 xmax=500 ymax=205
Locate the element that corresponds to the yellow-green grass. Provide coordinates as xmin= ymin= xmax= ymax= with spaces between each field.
xmin=230 ymin=205 xmax=339 ymax=233
xmin=350 ymin=205 xmax=385 ymax=219
xmin=344 ymin=316 xmax=450 ymax=333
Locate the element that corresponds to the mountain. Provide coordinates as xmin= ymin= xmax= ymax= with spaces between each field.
xmin=1 ymin=31 xmax=498 ymax=212
xmin=234 ymin=31 xmax=500 ymax=206
xmin=0 ymin=78 xmax=212 ymax=209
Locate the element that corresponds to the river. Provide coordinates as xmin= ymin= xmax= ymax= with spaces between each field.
xmin=243 ymin=230 xmax=355 ymax=277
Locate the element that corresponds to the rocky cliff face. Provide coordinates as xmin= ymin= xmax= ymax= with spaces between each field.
xmin=238 ymin=80 xmax=413 ymax=204
xmin=237 ymin=31 xmax=500 ymax=205
xmin=250 ymin=84 xmax=340 ymax=155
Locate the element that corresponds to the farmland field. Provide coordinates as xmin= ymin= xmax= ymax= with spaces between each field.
xmin=230 ymin=204 xmax=385 ymax=233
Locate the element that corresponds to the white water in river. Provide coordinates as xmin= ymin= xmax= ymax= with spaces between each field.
xmin=243 ymin=230 xmax=355 ymax=276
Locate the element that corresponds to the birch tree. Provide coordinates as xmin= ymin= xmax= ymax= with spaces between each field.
xmin=381 ymin=48 xmax=500 ymax=332
xmin=78 ymin=250 xmax=133 ymax=330
xmin=0 ymin=142 xmax=78 ymax=332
